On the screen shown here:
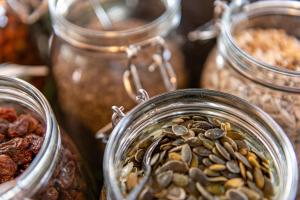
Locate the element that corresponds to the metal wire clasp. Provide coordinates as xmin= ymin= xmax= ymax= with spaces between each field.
xmin=96 ymin=89 xmax=150 ymax=143
xmin=123 ymin=36 xmax=177 ymax=101
xmin=188 ymin=0 xmax=228 ymax=41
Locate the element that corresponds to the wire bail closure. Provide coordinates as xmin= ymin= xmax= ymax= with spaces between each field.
xmin=123 ymin=36 xmax=177 ymax=101
xmin=96 ymin=89 xmax=150 ymax=143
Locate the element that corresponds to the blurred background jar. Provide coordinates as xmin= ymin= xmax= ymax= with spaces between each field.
xmin=0 ymin=0 xmax=50 ymax=89
xmin=0 ymin=76 xmax=97 ymax=199
xmin=49 ymin=0 xmax=187 ymax=136
xmin=199 ymin=0 xmax=300 ymax=194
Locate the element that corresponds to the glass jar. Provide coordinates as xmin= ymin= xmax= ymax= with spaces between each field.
xmin=49 ymin=0 xmax=187 ymax=134
xmin=0 ymin=76 xmax=96 ymax=199
xmin=200 ymin=1 xmax=300 ymax=193
xmin=103 ymin=89 xmax=298 ymax=199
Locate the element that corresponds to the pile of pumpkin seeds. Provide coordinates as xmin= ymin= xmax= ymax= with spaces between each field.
xmin=119 ymin=115 xmax=275 ymax=200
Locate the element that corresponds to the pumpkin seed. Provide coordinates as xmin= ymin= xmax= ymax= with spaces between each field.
xmin=234 ymin=152 xmax=252 ymax=169
xmin=193 ymin=146 xmax=212 ymax=157
xmin=189 ymin=167 xmax=207 ymax=184
xmin=225 ymin=189 xmax=248 ymax=200
xmin=196 ymin=182 xmax=215 ymax=200
xmin=216 ymin=142 xmax=231 ymax=160
xmin=181 ymin=144 xmax=192 ymax=165
xmin=254 ymin=167 xmax=264 ymax=189
xmin=150 ymin=153 xmax=160 ymax=166
xmin=167 ymin=186 xmax=186 ymax=200
xmin=156 ymin=160 xmax=189 ymax=174
xmin=209 ymin=154 xmax=226 ymax=164
xmin=226 ymin=160 xmax=240 ymax=173
xmin=157 ymin=170 xmax=173 ymax=188
xmin=173 ymin=173 xmax=189 ymax=187
xmin=225 ymin=178 xmax=244 ymax=188
xmin=205 ymin=128 xmax=225 ymax=140
xmin=172 ymin=125 xmax=188 ymax=136
xmin=209 ymin=164 xmax=226 ymax=171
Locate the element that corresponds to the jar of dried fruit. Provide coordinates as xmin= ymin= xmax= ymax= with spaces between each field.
xmin=0 ymin=76 xmax=96 ymax=199
xmin=49 ymin=0 xmax=187 ymax=135
xmin=102 ymin=89 xmax=298 ymax=200
xmin=195 ymin=0 xmax=300 ymax=194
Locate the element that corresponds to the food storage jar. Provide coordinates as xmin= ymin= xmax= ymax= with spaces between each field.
xmin=0 ymin=76 xmax=96 ymax=199
xmin=0 ymin=1 xmax=43 ymax=65
xmin=197 ymin=0 xmax=300 ymax=194
xmin=102 ymin=89 xmax=298 ymax=199
xmin=49 ymin=0 xmax=187 ymax=134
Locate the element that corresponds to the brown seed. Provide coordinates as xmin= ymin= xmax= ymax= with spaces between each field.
xmin=196 ymin=182 xmax=215 ymax=200
xmin=156 ymin=160 xmax=188 ymax=174
xmin=173 ymin=173 xmax=189 ymax=187
xmin=206 ymin=176 xmax=228 ymax=182
xmin=222 ymin=136 xmax=238 ymax=151
xmin=209 ymin=164 xmax=226 ymax=171
xmin=247 ymin=181 xmax=264 ymax=197
xmin=150 ymin=153 xmax=160 ymax=166
xmin=172 ymin=118 xmax=185 ymax=124
xmin=202 ymin=139 xmax=214 ymax=150
xmin=181 ymin=144 xmax=192 ymax=165
xmin=225 ymin=189 xmax=248 ymax=200
xmin=193 ymin=121 xmax=213 ymax=130
xmin=205 ymin=184 xmax=225 ymax=195
xmin=223 ymin=142 xmax=235 ymax=156
xmin=225 ymin=178 xmax=245 ymax=188
xmin=172 ymin=125 xmax=188 ymax=136
xmin=226 ymin=160 xmax=240 ymax=173
xmin=204 ymin=128 xmax=225 ymax=140
xmin=185 ymin=137 xmax=202 ymax=147
xmin=204 ymin=169 xmax=221 ymax=177
xmin=254 ymin=167 xmax=264 ymax=189
xmin=126 ymin=172 xmax=138 ymax=190
xmin=202 ymin=158 xmax=213 ymax=167
xmin=189 ymin=168 xmax=207 ymax=184
xmin=246 ymin=170 xmax=253 ymax=181
xmin=193 ymin=146 xmax=212 ymax=157
xmin=216 ymin=142 xmax=231 ymax=160
xmin=239 ymin=161 xmax=246 ymax=179
xmin=248 ymin=156 xmax=260 ymax=168
xmin=235 ymin=152 xmax=252 ymax=169
xmin=156 ymin=170 xmax=173 ymax=188
xmin=168 ymin=152 xmax=182 ymax=161
xmin=226 ymin=131 xmax=245 ymax=140
xmin=167 ymin=186 xmax=186 ymax=200
xmin=209 ymin=154 xmax=225 ymax=164
xmin=240 ymin=187 xmax=261 ymax=200
xmin=190 ymin=153 xmax=199 ymax=168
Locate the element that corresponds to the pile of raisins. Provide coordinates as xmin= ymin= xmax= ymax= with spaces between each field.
xmin=0 ymin=107 xmax=45 ymax=184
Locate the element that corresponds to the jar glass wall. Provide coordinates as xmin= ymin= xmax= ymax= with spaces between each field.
xmin=201 ymin=1 xmax=300 ymax=196
xmin=49 ymin=0 xmax=187 ymax=134
xmin=103 ymin=89 xmax=298 ymax=200
xmin=0 ymin=76 xmax=96 ymax=199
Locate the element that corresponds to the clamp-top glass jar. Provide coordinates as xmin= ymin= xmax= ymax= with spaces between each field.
xmin=198 ymin=0 xmax=300 ymax=194
xmin=0 ymin=76 xmax=96 ymax=199
xmin=49 ymin=0 xmax=187 ymax=134
xmin=103 ymin=89 xmax=298 ymax=199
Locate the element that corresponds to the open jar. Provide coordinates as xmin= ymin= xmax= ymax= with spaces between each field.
xmin=103 ymin=89 xmax=298 ymax=199
xmin=196 ymin=0 xmax=300 ymax=194
xmin=49 ymin=0 xmax=187 ymax=134
xmin=0 ymin=76 xmax=96 ymax=199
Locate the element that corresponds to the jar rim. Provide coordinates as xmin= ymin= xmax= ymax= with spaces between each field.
xmin=0 ymin=76 xmax=60 ymax=198
xmin=49 ymin=0 xmax=180 ymax=39
xmin=221 ymin=0 xmax=300 ymax=92
xmin=104 ymin=89 xmax=298 ymax=199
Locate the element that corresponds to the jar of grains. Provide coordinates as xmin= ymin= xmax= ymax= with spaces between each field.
xmin=49 ymin=0 xmax=187 ymax=134
xmin=0 ymin=76 xmax=96 ymax=199
xmin=102 ymin=89 xmax=298 ymax=200
xmin=197 ymin=0 xmax=300 ymax=195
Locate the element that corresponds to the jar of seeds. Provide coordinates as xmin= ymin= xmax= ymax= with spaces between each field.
xmin=0 ymin=76 xmax=97 ymax=199
xmin=49 ymin=0 xmax=187 ymax=134
xmin=103 ymin=89 xmax=298 ymax=200
xmin=192 ymin=1 xmax=300 ymax=196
